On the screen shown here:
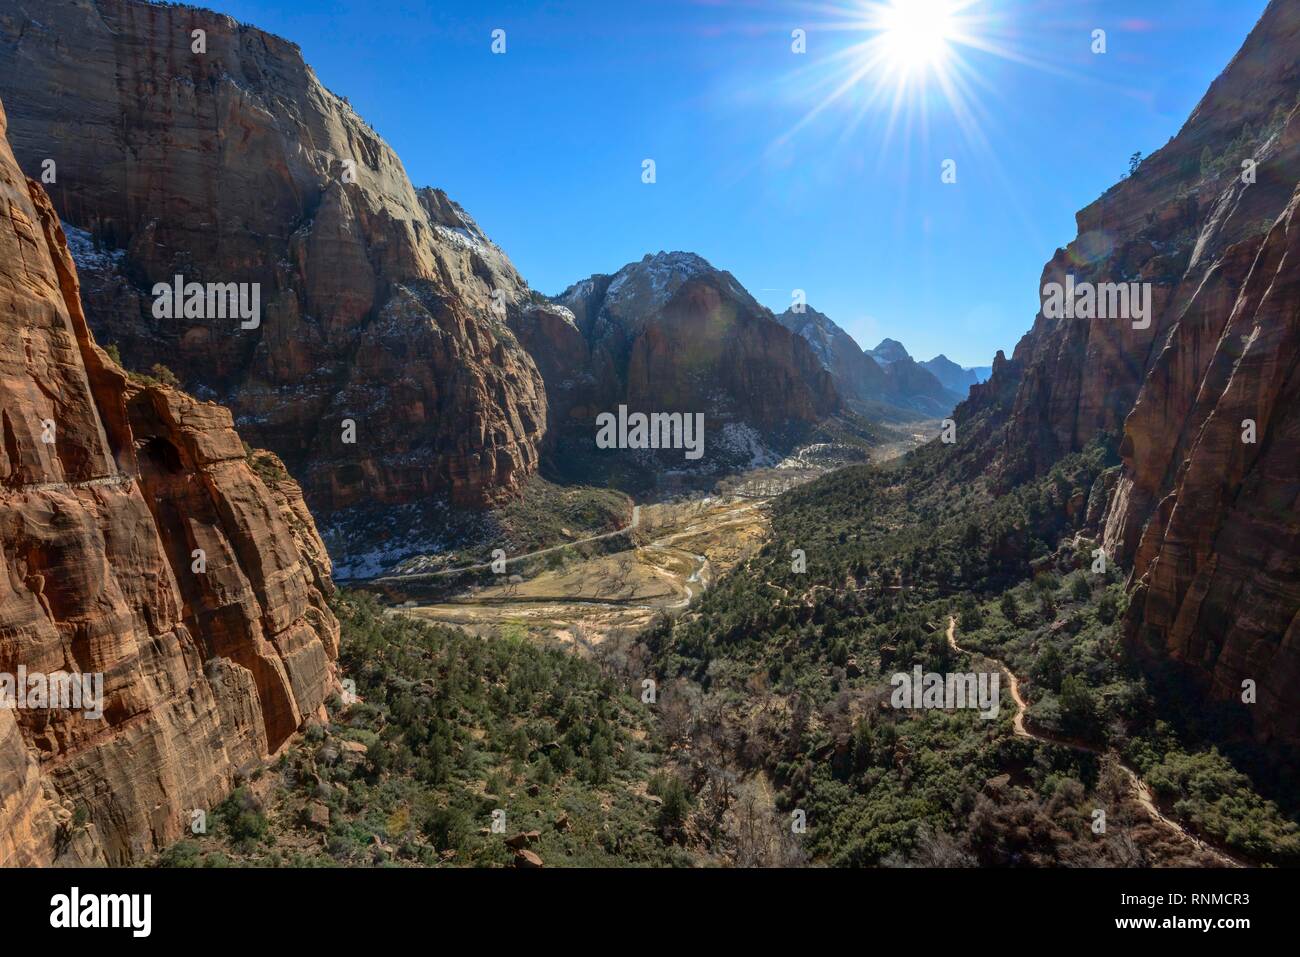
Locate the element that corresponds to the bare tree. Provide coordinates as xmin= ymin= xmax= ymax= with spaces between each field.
xmin=728 ymin=780 xmax=808 ymax=868
xmin=657 ymin=677 xmax=701 ymax=751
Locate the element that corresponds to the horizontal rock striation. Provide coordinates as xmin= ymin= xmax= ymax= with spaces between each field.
xmin=0 ymin=0 xmax=546 ymax=514
xmin=0 ymin=94 xmax=339 ymax=865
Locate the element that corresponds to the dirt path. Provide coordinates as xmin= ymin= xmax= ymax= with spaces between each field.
xmin=7 ymin=473 xmax=137 ymax=494
xmin=945 ymin=617 xmax=1248 ymax=868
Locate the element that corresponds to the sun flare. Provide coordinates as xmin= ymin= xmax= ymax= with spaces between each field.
xmin=767 ymin=0 xmax=1038 ymax=161
xmin=878 ymin=0 xmax=957 ymax=73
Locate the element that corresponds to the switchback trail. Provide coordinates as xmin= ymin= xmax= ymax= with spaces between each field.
xmin=945 ymin=617 xmax=1248 ymax=868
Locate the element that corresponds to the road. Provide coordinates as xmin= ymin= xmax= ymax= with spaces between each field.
xmin=374 ymin=505 xmax=641 ymax=583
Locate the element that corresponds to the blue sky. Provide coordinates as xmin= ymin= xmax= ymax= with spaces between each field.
xmin=216 ymin=0 xmax=1268 ymax=367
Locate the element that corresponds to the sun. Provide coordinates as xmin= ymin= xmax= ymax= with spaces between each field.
xmin=878 ymin=0 xmax=957 ymax=73
xmin=765 ymin=0 xmax=1034 ymax=159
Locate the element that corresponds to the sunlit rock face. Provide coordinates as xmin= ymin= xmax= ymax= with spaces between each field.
xmin=0 ymin=95 xmax=339 ymax=865
xmin=540 ymin=252 xmax=841 ymax=472
xmin=0 ymin=0 xmax=547 ymax=515
xmin=954 ymin=0 xmax=1300 ymax=752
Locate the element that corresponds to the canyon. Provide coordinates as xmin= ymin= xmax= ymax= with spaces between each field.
xmin=0 ymin=0 xmax=861 ymax=541
xmin=0 ymin=0 xmax=1295 ymax=872
xmin=0 ymin=0 xmax=548 ymax=517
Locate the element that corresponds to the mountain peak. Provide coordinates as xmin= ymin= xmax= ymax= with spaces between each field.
xmin=868 ymin=338 xmax=911 ymax=364
xmin=597 ymin=250 xmax=736 ymax=316
xmin=920 ymin=354 xmax=991 ymax=394
xmin=639 ymin=249 xmax=714 ymax=271
xmin=779 ymin=303 xmax=832 ymax=323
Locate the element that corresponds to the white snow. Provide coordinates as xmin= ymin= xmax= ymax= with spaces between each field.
xmin=718 ymin=422 xmax=779 ymax=469
xmin=434 ymin=223 xmax=487 ymax=251
xmin=61 ymin=222 xmax=125 ymax=273
xmin=603 ymin=251 xmax=714 ymax=314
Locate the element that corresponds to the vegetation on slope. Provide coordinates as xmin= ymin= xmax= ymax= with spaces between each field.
xmin=157 ymin=593 xmax=689 ymax=867
xmin=641 ymin=437 xmax=1300 ymax=866
xmin=158 ymin=435 xmax=1299 ymax=868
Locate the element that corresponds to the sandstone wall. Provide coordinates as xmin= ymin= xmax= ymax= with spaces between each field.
xmin=0 ymin=0 xmax=546 ymax=513
xmin=0 ymin=95 xmax=339 ymax=865
xmin=952 ymin=0 xmax=1300 ymax=751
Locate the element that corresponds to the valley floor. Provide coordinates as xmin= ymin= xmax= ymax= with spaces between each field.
xmin=396 ymin=487 xmax=777 ymax=644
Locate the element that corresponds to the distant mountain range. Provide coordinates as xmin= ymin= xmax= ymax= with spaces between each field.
xmin=776 ymin=309 xmax=990 ymax=419
xmin=919 ymin=353 xmax=993 ymax=394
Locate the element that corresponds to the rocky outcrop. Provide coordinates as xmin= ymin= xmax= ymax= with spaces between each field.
xmin=1107 ymin=181 xmax=1300 ymax=752
xmin=866 ymin=338 xmax=910 ymax=365
xmin=541 ymin=252 xmax=841 ymax=474
xmin=953 ymin=0 xmax=1300 ymax=752
xmin=956 ymin=0 xmax=1300 ymax=485
xmin=0 ymin=0 xmax=547 ymax=516
xmin=0 ymin=95 xmax=339 ymax=865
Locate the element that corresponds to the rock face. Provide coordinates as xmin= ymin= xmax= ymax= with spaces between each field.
xmin=1107 ymin=177 xmax=1300 ymax=754
xmin=0 ymin=96 xmax=339 ymax=865
xmin=955 ymin=0 xmax=1300 ymax=752
xmin=776 ymin=306 xmax=887 ymax=405
xmin=866 ymin=338 xmax=911 ymax=366
xmin=0 ymin=0 xmax=547 ymax=516
xmin=539 ymin=252 xmax=841 ymax=473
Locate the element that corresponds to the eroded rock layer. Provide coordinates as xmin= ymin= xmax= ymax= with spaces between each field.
xmin=954 ymin=0 xmax=1300 ymax=751
xmin=0 ymin=0 xmax=546 ymax=513
xmin=0 ymin=96 xmax=339 ymax=866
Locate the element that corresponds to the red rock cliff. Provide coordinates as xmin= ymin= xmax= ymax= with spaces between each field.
xmin=0 ymin=95 xmax=340 ymax=865
xmin=0 ymin=0 xmax=546 ymax=515
xmin=954 ymin=0 xmax=1300 ymax=752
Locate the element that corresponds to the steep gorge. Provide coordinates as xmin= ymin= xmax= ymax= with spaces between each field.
xmin=0 ymin=0 xmax=547 ymax=517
